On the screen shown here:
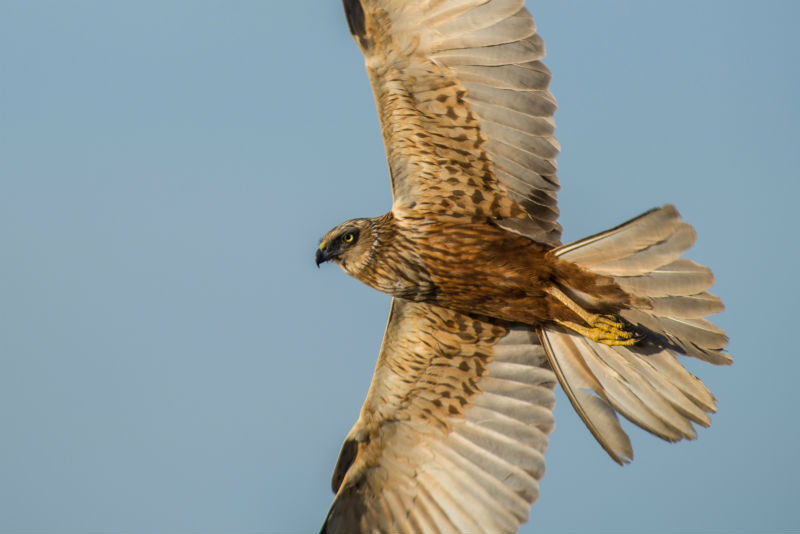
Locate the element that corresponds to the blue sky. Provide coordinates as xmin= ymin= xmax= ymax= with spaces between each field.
xmin=1 ymin=1 xmax=798 ymax=532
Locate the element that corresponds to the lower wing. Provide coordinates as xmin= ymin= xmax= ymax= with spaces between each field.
xmin=321 ymin=299 xmax=555 ymax=533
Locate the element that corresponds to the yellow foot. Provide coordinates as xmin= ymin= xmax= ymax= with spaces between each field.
xmin=545 ymin=286 xmax=640 ymax=346
xmin=556 ymin=318 xmax=639 ymax=346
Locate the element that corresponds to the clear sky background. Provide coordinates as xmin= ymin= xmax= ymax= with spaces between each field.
xmin=1 ymin=1 xmax=798 ymax=532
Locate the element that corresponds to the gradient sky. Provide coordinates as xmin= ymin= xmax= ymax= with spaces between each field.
xmin=1 ymin=1 xmax=798 ymax=532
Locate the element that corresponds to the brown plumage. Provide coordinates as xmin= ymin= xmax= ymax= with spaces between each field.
xmin=316 ymin=1 xmax=731 ymax=532
xmin=320 ymin=214 xmax=632 ymax=326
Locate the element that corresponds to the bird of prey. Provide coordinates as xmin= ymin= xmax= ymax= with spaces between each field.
xmin=316 ymin=1 xmax=731 ymax=532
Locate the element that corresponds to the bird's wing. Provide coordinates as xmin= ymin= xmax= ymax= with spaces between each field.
xmin=345 ymin=0 xmax=562 ymax=245
xmin=321 ymin=299 xmax=556 ymax=533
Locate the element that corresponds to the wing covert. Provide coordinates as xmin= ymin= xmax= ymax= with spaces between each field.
xmin=345 ymin=0 xmax=562 ymax=245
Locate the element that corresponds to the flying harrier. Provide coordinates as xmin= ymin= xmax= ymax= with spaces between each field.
xmin=316 ymin=1 xmax=731 ymax=532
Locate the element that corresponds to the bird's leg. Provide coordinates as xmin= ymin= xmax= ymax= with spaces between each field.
xmin=545 ymin=286 xmax=638 ymax=346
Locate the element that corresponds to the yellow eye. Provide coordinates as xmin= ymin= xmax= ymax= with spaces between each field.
xmin=343 ymin=233 xmax=355 ymax=243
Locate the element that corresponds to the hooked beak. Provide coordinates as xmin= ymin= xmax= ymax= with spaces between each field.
xmin=316 ymin=241 xmax=333 ymax=267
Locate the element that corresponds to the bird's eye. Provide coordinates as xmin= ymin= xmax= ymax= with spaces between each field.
xmin=342 ymin=233 xmax=355 ymax=243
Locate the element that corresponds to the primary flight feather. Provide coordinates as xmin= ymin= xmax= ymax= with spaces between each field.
xmin=316 ymin=1 xmax=731 ymax=532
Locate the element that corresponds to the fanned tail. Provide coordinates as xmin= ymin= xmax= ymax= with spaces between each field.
xmin=539 ymin=204 xmax=730 ymax=464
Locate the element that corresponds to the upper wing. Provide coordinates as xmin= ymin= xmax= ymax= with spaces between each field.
xmin=345 ymin=0 xmax=562 ymax=245
xmin=321 ymin=299 xmax=556 ymax=533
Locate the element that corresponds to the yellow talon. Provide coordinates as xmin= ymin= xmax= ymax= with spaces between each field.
xmin=593 ymin=315 xmax=625 ymax=331
xmin=598 ymin=336 xmax=638 ymax=347
xmin=555 ymin=319 xmax=639 ymax=346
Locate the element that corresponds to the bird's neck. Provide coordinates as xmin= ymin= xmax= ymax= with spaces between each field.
xmin=356 ymin=212 xmax=438 ymax=301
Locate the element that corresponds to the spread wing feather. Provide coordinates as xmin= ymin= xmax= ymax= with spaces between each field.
xmin=346 ymin=0 xmax=562 ymax=245
xmin=321 ymin=299 xmax=556 ymax=533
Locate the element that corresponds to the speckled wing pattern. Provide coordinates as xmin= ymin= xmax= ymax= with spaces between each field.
xmin=321 ymin=300 xmax=555 ymax=533
xmin=350 ymin=0 xmax=561 ymax=245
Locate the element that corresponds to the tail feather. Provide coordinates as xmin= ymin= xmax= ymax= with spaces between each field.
xmin=646 ymin=350 xmax=717 ymax=412
xmin=553 ymin=205 xmax=681 ymax=266
xmin=590 ymin=223 xmax=696 ymax=276
xmin=649 ymin=292 xmax=724 ymax=318
xmin=614 ymin=258 xmax=714 ymax=298
xmin=623 ymin=311 xmax=731 ymax=365
xmin=538 ymin=204 xmax=730 ymax=463
xmin=613 ymin=345 xmax=711 ymax=427
xmin=574 ymin=335 xmax=690 ymax=442
xmin=536 ymin=327 xmax=634 ymax=464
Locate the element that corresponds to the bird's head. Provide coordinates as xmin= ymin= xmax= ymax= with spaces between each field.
xmin=315 ymin=218 xmax=377 ymax=277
